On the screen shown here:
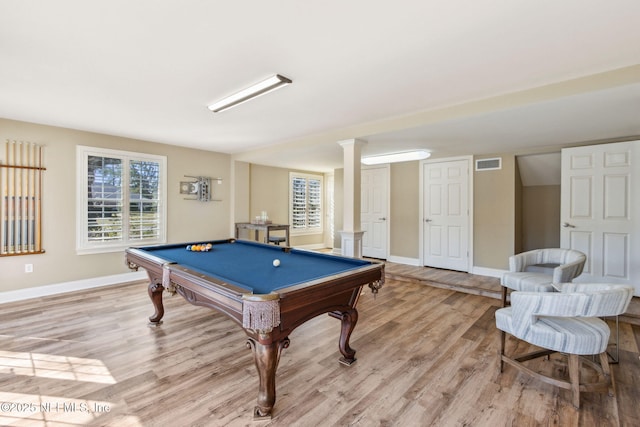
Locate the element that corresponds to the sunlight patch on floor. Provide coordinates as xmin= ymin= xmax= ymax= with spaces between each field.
xmin=0 ymin=350 xmax=116 ymax=384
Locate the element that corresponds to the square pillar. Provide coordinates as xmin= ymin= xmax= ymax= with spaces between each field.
xmin=339 ymin=230 xmax=365 ymax=258
xmin=338 ymin=138 xmax=366 ymax=257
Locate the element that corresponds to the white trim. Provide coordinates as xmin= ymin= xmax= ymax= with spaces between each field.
xmin=0 ymin=271 xmax=147 ymax=304
xmin=293 ymin=243 xmax=328 ymax=250
xmin=471 ymin=266 xmax=505 ymax=278
xmin=387 ymin=255 xmax=420 ymax=266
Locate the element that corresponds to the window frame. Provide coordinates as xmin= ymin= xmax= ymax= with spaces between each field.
xmin=76 ymin=145 xmax=167 ymax=254
xmin=289 ymin=172 xmax=324 ymax=236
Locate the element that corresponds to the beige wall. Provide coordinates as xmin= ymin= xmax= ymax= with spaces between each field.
xmin=249 ymin=164 xmax=290 ymax=225
xmin=244 ymin=163 xmax=325 ymax=247
xmin=522 ymin=185 xmax=560 ymax=250
xmin=334 ymin=157 xmax=516 ymax=268
xmin=1 ymin=117 xmax=533 ymax=295
xmin=333 ymin=163 xmax=421 ymax=258
xmin=232 ymin=161 xmax=251 ymax=227
xmin=473 ymin=154 xmax=516 ymax=270
xmin=385 ymin=155 xmax=518 ymax=269
xmin=390 ymin=161 xmax=419 ymax=258
xmin=0 ymin=118 xmax=231 ymax=292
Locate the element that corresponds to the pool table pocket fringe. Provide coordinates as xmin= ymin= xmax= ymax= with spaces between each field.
xmin=242 ymin=298 xmax=281 ymax=332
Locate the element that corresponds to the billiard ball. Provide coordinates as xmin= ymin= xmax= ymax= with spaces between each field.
xmin=273 ymin=259 xmax=280 ymax=267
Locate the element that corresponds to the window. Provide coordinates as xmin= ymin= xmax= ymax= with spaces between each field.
xmin=76 ymin=146 xmax=167 ymax=254
xmin=289 ymin=172 xmax=323 ymax=234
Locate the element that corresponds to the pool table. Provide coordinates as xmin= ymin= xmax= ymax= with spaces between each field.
xmin=125 ymin=238 xmax=384 ymax=419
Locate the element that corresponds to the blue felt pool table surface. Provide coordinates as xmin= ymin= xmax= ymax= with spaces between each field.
xmin=137 ymin=239 xmax=372 ymax=295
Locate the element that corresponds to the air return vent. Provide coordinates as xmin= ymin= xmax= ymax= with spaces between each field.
xmin=475 ymin=157 xmax=502 ymax=171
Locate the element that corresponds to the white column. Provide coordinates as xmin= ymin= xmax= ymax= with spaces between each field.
xmin=338 ymin=139 xmax=366 ymax=257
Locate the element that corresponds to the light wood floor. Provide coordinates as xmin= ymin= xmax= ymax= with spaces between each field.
xmin=1 ymin=265 xmax=639 ymax=426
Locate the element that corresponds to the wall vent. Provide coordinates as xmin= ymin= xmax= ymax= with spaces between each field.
xmin=475 ymin=157 xmax=502 ymax=171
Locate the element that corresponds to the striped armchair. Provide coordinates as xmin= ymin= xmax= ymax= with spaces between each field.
xmin=495 ymin=283 xmax=633 ymax=408
xmin=501 ymin=248 xmax=586 ymax=306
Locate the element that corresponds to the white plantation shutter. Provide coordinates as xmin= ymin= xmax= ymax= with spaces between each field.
xmin=128 ymin=160 xmax=161 ymax=240
xmin=86 ymin=155 xmax=124 ymax=242
xmin=307 ymin=178 xmax=321 ymax=229
xmin=291 ymin=176 xmax=307 ymax=229
xmin=289 ymin=173 xmax=323 ymax=234
xmin=77 ymin=146 xmax=167 ymax=254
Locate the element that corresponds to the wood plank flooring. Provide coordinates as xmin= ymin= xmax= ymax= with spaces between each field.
xmin=1 ymin=266 xmax=639 ymax=426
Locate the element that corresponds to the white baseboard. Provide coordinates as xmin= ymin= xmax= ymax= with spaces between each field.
xmin=294 ymin=243 xmax=328 ymax=250
xmin=0 ymin=271 xmax=147 ymax=304
xmin=387 ymin=255 xmax=420 ymax=266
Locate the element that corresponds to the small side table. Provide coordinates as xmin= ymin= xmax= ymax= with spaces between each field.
xmin=235 ymin=222 xmax=290 ymax=246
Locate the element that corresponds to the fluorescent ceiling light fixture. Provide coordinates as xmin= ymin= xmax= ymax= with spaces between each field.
xmin=207 ymin=74 xmax=292 ymax=113
xmin=361 ymin=150 xmax=431 ymax=165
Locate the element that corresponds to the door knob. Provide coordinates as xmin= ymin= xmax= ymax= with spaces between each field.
xmin=425 ymin=219 xmax=432 ymax=222
xmin=562 ymin=222 xmax=575 ymax=228
xmin=378 ymin=217 xmax=386 ymax=221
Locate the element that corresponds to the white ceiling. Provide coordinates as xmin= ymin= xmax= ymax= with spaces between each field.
xmin=1 ymin=1 xmax=639 ymax=172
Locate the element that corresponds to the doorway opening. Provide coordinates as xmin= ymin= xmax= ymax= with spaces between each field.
xmin=515 ymin=152 xmax=561 ymax=253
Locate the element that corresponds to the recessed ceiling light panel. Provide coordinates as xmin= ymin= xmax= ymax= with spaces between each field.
xmin=208 ymin=74 xmax=292 ymax=113
xmin=361 ymin=150 xmax=431 ymax=165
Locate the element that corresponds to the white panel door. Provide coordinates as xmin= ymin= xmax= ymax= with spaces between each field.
xmin=561 ymin=141 xmax=639 ymax=295
xmin=422 ymin=159 xmax=470 ymax=271
xmin=361 ymin=166 xmax=388 ymax=259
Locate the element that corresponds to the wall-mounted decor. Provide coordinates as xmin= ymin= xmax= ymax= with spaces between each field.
xmin=180 ymin=175 xmax=222 ymax=202
xmin=1 ymin=140 xmax=46 ymax=256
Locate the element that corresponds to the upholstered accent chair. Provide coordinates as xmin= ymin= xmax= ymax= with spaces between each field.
xmin=501 ymin=248 xmax=587 ymax=307
xmin=495 ymin=283 xmax=633 ymax=408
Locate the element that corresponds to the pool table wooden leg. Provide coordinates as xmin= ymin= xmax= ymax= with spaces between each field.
xmin=246 ymin=336 xmax=290 ymax=419
xmin=147 ymin=282 xmax=165 ymax=325
xmin=329 ymin=308 xmax=358 ymax=365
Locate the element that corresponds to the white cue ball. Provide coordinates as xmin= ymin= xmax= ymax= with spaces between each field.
xmin=273 ymin=259 xmax=281 ymax=267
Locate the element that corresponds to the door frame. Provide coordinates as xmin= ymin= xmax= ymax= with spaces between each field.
xmin=361 ymin=164 xmax=390 ymax=259
xmin=419 ymin=155 xmax=474 ymax=272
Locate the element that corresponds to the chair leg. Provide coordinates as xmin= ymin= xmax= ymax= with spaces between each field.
xmin=607 ymin=315 xmax=619 ymax=364
xmin=598 ymin=352 xmax=614 ymax=397
xmin=499 ymin=330 xmax=506 ymax=372
xmin=568 ymin=353 xmax=581 ymax=409
xmin=501 ymin=287 xmax=508 ymax=307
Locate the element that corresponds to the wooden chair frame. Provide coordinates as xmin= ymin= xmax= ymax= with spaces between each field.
xmin=499 ymin=330 xmax=613 ymax=408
